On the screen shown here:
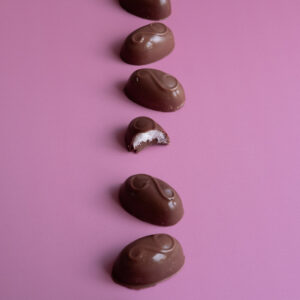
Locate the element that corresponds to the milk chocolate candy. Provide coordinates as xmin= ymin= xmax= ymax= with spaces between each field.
xmin=119 ymin=0 xmax=171 ymax=20
xmin=112 ymin=234 xmax=184 ymax=289
xmin=124 ymin=68 xmax=185 ymax=112
xmin=125 ymin=116 xmax=169 ymax=153
xmin=119 ymin=174 xmax=184 ymax=226
xmin=120 ymin=23 xmax=174 ymax=65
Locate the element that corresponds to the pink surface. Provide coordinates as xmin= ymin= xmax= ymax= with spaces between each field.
xmin=0 ymin=0 xmax=300 ymax=299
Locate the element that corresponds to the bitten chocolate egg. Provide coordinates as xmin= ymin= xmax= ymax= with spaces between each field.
xmin=119 ymin=0 xmax=171 ymax=20
xmin=119 ymin=174 xmax=184 ymax=226
xmin=124 ymin=68 xmax=185 ymax=112
xmin=120 ymin=23 xmax=174 ymax=65
xmin=112 ymin=234 xmax=185 ymax=289
xmin=125 ymin=116 xmax=170 ymax=153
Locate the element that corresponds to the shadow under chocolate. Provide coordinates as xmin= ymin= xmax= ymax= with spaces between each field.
xmin=113 ymin=126 xmax=127 ymax=151
xmin=110 ymin=39 xmax=123 ymax=59
xmin=99 ymin=250 xmax=117 ymax=279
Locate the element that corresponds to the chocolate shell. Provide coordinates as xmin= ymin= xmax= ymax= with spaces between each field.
xmin=120 ymin=23 xmax=174 ymax=65
xmin=124 ymin=68 xmax=185 ymax=112
xmin=119 ymin=0 xmax=171 ymax=20
xmin=119 ymin=174 xmax=184 ymax=226
xmin=112 ymin=234 xmax=185 ymax=289
xmin=125 ymin=116 xmax=169 ymax=153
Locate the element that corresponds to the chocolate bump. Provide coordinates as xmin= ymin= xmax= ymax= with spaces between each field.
xmin=112 ymin=234 xmax=185 ymax=289
xmin=119 ymin=174 xmax=184 ymax=226
xmin=119 ymin=0 xmax=171 ymax=20
xmin=124 ymin=68 xmax=185 ymax=112
xmin=120 ymin=23 xmax=174 ymax=65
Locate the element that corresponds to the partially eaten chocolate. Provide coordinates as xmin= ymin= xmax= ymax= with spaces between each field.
xmin=125 ymin=116 xmax=169 ymax=153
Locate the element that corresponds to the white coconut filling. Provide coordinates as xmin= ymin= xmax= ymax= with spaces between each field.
xmin=133 ymin=130 xmax=168 ymax=149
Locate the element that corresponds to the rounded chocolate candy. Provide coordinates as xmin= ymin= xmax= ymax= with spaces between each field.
xmin=124 ymin=68 xmax=185 ymax=112
xmin=119 ymin=174 xmax=184 ymax=226
xmin=112 ymin=234 xmax=185 ymax=289
xmin=120 ymin=23 xmax=174 ymax=65
xmin=125 ymin=116 xmax=170 ymax=153
xmin=119 ymin=0 xmax=171 ymax=20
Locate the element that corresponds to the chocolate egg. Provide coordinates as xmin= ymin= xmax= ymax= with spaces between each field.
xmin=112 ymin=234 xmax=185 ymax=289
xmin=119 ymin=0 xmax=171 ymax=20
xmin=124 ymin=68 xmax=185 ymax=112
xmin=120 ymin=23 xmax=174 ymax=65
xmin=125 ymin=116 xmax=170 ymax=153
xmin=119 ymin=174 xmax=184 ymax=226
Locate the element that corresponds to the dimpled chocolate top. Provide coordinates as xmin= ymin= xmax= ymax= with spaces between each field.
xmin=119 ymin=0 xmax=171 ymax=20
xmin=124 ymin=68 xmax=185 ymax=112
xmin=112 ymin=234 xmax=185 ymax=289
xmin=125 ymin=116 xmax=170 ymax=153
xmin=120 ymin=23 xmax=174 ymax=65
xmin=119 ymin=174 xmax=184 ymax=226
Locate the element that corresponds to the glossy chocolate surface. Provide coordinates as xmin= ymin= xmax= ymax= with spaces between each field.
xmin=125 ymin=116 xmax=169 ymax=153
xmin=112 ymin=234 xmax=185 ymax=289
xmin=124 ymin=68 xmax=185 ymax=112
xmin=119 ymin=174 xmax=184 ymax=226
xmin=120 ymin=23 xmax=174 ymax=65
xmin=119 ymin=0 xmax=171 ymax=20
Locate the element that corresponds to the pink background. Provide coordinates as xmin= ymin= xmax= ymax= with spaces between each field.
xmin=0 ymin=0 xmax=300 ymax=299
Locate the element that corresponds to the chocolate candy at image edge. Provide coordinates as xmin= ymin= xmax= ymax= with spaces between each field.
xmin=120 ymin=23 xmax=174 ymax=65
xmin=119 ymin=0 xmax=171 ymax=20
xmin=124 ymin=68 xmax=185 ymax=112
xmin=119 ymin=174 xmax=184 ymax=226
xmin=112 ymin=234 xmax=185 ymax=289
xmin=125 ymin=116 xmax=170 ymax=153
